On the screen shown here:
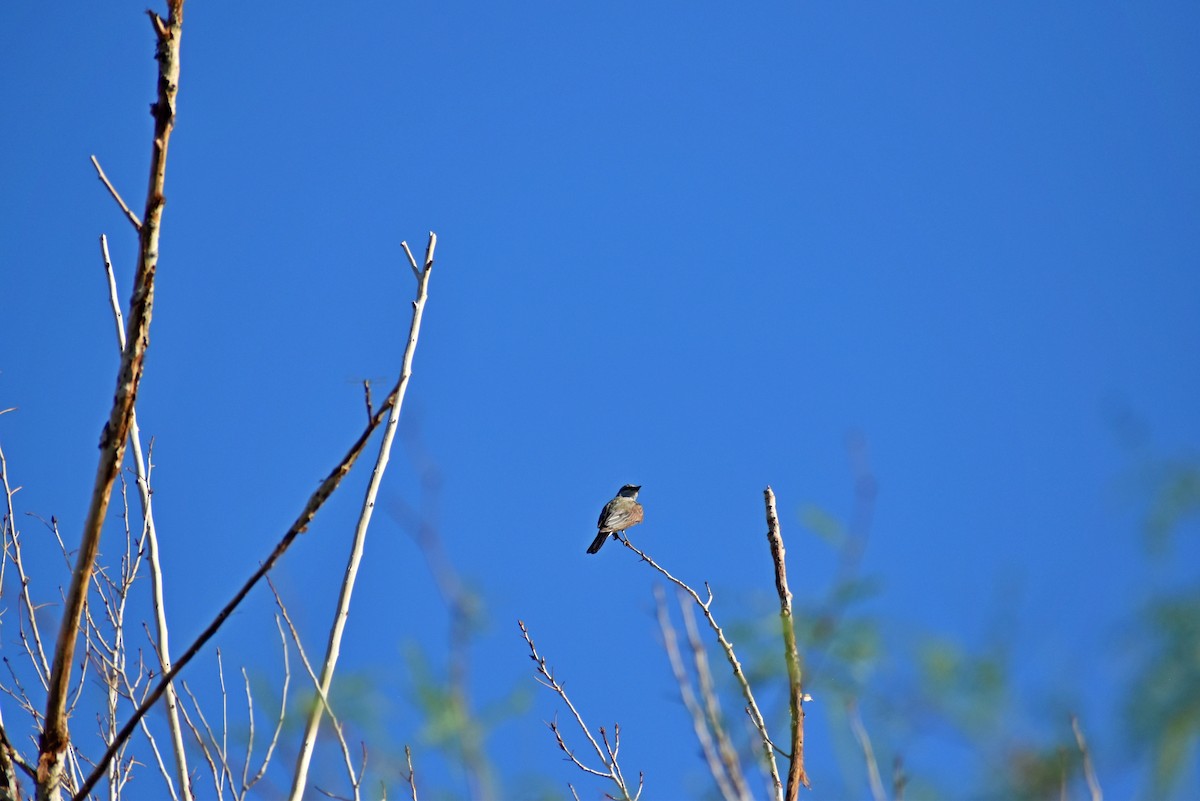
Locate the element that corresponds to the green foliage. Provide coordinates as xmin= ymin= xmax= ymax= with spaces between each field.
xmin=916 ymin=638 xmax=1008 ymax=737
xmin=1143 ymin=460 xmax=1200 ymax=553
xmin=402 ymin=638 xmax=534 ymax=800
xmin=1126 ymin=590 xmax=1200 ymax=798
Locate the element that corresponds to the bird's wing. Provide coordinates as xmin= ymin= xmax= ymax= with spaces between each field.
xmin=597 ymin=499 xmax=618 ymax=528
xmin=598 ymin=499 xmax=642 ymax=532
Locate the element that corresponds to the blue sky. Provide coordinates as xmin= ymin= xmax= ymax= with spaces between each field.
xmin=2 ymin=2 xmax=1199 ymax=798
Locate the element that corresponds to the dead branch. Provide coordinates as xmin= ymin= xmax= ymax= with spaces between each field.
xmin=654 ymin=585 xmax=743 ymax=801
xmin=40 ymin=3 xmax=186 ymax=795
xmin=1071 ymin=715 xmax=1102 ymax=801
xmin=616 ymin=533 xmax=782 ymax=801
xmin=678 ymin=596 xmax=749 ymax=799
xmin=268 ymin=580 xmax=360 ymax=801
xmin=89 ymin=159 xmax=142 ymax=231
xmin=101 ymin=225 xmax=192 ymax=801
xmin=517 ymin=621 xmax=639 ymax=801
xmin=764 ymin=486 xmax=809 ymax=794
xmin=73 ymin=382 xmax=397 ymax=801
xmin=404 ymin=745 xmax=418 ymax=801
xmin=847 ymin=702 xmax=884 ymax=801
xmin=288 ymin=232 xmax=437 ymax=801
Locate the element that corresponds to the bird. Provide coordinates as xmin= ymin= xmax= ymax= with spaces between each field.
xmin=587 ymin=484 xmax=644 ymax=554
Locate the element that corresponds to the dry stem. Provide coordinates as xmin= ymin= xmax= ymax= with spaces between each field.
xmin=99 ymin=232 xmax=192 ymax=800
xmin=89 ymin=158 xmax=142 ymax=231
xmin=40 ymin=4 xmax=186 ymax=796
xmin=288 ymin=232 xmax=437 ymax=801
xmin=73 ymin=383 xmax=397 ymax=800
xmin=764 ymin=486 xmax=809 ymax=794
xmin=268 ymin=580 xmax=361 ymax=801
xmin=654 ymin=585 xmax=745 ymax=801
xmin=847 ymin=702 xmax=884 ymax=801
xmin=518 ymin=620 xmax=639 ymax=801
xmin=616 ymin=534 xmax=782 ymax=800
xmin=404 ymin=745 xmax=418 ymax=801
xmin=679 ymin=596 xmax=749 ymax=798
xmin=1071 ymin=715 xmax=1102 ymax=801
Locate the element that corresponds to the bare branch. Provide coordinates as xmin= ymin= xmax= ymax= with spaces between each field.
xmin=241 ymin=618 xmax=289 ymax=793
xmin=616 ymin=534 xmax=782 ymax=800
xmin=404 ymin=745 xmax=418 ymax=801
xmin=400 ymin=240 xmax=420 ymax=281
xmin=179 ymin=679 xmax=226 ymax=799
xmin=100 ymin=232 xmax=192 ymax=801
xmin=0 ymin=718 xmax=36 ymax=800
xmin=0 ymin=441 xmax=52 ymax=686
xmin=218 ymin=652 xmax=232 ymax=799
xmin=764 ymin=487 xmax=809 ymax=794
xmin=89 ymin=158 xmax=143 ymax=231
xmin=41 ymin=3 xmax=186 ymax=794
xmin=654 ymin=586 xmax=741 ymax=801
xmin=547 ymin=718 xmax=610 ymax=779
xmin=1071 ymin=715 xmax=1102 ymax=801
xmin=362 ymin=380 xmax=373 ymax=423
xmin=176 ymin=684 xmax=219 ymax=799
xmin=268 ymin=580 xmax=360 ymax=800
xmin=289 ymin=232 xmax=438 ymax=801
xmin=679 ymin=597 xmax=749 ymax=800
xmin=73 ymin=382 xmax=397 ymax=801
xmin=518 ymin=620 xmax=635 ymax=801
xmin=847 ymin=702 xmax=884 ymax=801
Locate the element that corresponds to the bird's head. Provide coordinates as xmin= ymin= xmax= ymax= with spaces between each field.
xmin=618 ymin=484 xmax=641 ymax=498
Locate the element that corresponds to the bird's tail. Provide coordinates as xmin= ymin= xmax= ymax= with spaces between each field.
xmin=586 ymin=530 xmax=611 ymax=554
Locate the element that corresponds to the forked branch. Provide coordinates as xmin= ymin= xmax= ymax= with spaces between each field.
xmin=518 ymin=620 xmax=640 ymax=801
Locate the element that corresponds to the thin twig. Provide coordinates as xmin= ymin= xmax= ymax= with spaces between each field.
xmin=1071 ymin=715 xmax=1102 ymax=801
xmin=115 ymin=647 xmax=175 ymax=801
xmin=179 ymin=679 xmax=225 ymax=799
xmin=101 ymin=231 xmax=192 ymax=801
xmin=176 ymin=685 xmax=219 ymax=798
xmin=847 ymin=702 xmax=884 ymax=801
xmin=0 ymin=442 xmax=52 ymax=685
xmin=242 ymin=617 xmax=289 ymax=793
xmin=89 ymin=157 xmax=143 ymax=231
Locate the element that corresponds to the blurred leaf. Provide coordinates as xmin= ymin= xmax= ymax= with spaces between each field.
xmin=1145 ymin=461 xmax=1200 ymax=553
xmin=801 ymin=504 xmax=846 ymax=547
xmin=1001 ymin=744 xmax=1069 ymax=801
xmin=1126 ymin=589 xmax=1200 ymax=797
xmin=917 ymin=638 xmax=1008 ymax=736
xmin=829 ymin=575 xmax=884 ymax=608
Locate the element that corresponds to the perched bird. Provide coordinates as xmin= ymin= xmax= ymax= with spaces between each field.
xmin=587 ymin=484 xmax=644 ymax=554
